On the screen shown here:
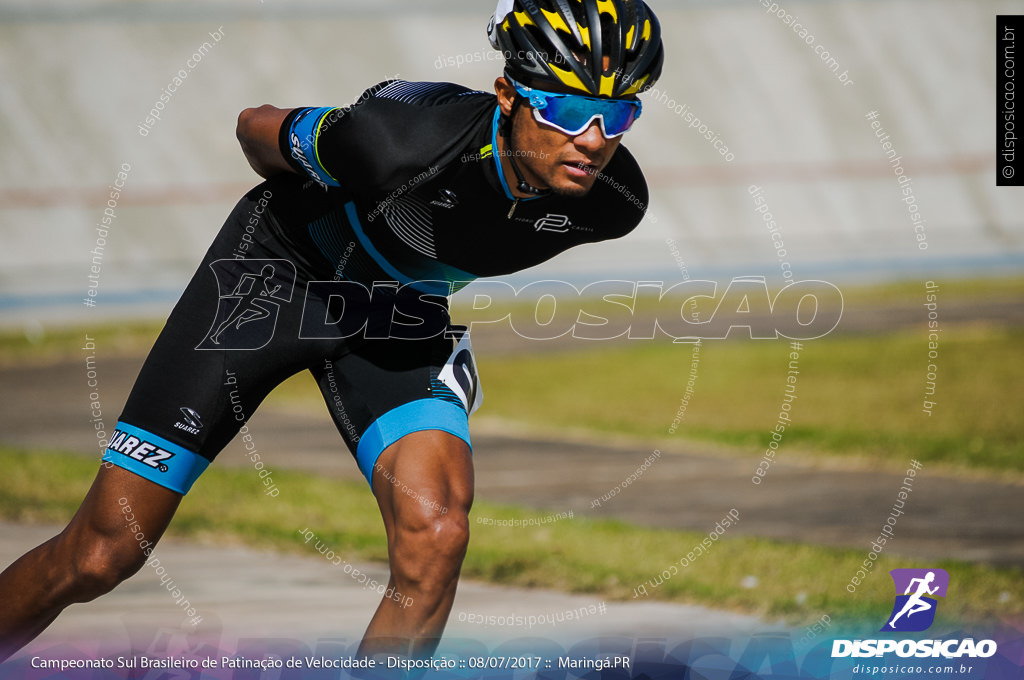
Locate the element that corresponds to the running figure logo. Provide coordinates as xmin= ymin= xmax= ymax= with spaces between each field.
xmin=196 ymin=259 xmax=296 ymax=350
xmin=881 ymin=568 xmax=949 ymax=632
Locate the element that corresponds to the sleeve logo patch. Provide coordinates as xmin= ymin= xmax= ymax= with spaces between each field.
xmin=290 ymin=131 xmax=329 ymax=190
xmin=107 ymin=430 xmax=175 ymax=472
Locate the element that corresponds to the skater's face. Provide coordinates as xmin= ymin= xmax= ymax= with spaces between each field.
xmin=494 ymin=77 xmax=625 ymax=198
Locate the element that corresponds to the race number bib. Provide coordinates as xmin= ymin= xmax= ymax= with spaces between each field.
xmin=438 ymin=328 xmax=483 ymax=416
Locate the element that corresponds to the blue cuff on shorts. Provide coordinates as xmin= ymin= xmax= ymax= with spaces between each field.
xmin=356 ymin=399 xmax=471 ymax=486
xmin=102 ymin=422 xmax=209 ymax=495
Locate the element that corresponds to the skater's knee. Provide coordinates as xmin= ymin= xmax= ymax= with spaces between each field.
xmin=391 ymin=508 xmax=470 ymax=590
xmin=66 ymin=531 xmax=151 ymax=602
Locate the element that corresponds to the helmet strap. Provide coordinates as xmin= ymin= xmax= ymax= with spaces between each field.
xmin=502 ymin=94 xmax=550 ymax=198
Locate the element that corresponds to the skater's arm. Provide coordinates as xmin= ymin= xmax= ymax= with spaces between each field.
xmin=236 ymin=105 xmax=296 ymax=179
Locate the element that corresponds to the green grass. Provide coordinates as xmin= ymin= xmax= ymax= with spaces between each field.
xmin=0 ymin=321 xmax=164 ymax=365
xmin=2 ymin=447 xmax=1019 ymax=635
xmin=472 ymin=325 xmax=1024 ymax=474
xmin=825 ymin=275 xmax=1024 ymax=306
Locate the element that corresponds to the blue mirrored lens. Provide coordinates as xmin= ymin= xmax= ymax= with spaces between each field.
xmin=540 ymin=95 xmax=640 ymax=136
xmin=511 ymin=80 xmax=641 ymax=137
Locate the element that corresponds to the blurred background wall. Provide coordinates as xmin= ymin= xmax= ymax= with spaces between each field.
xmin=0 ymin=0 xmax=1018 ymax=328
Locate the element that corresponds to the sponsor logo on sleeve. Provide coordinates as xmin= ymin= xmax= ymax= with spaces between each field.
xmin=107 ymin=429 xmax=175 ymax=472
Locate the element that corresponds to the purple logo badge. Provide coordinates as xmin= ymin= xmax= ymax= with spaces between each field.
xmin=881 ymin=568 xmax=949 ymax=632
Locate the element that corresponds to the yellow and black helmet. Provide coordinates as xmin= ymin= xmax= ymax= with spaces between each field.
xmin=487 ymin=0 xmax=664 ymax=98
